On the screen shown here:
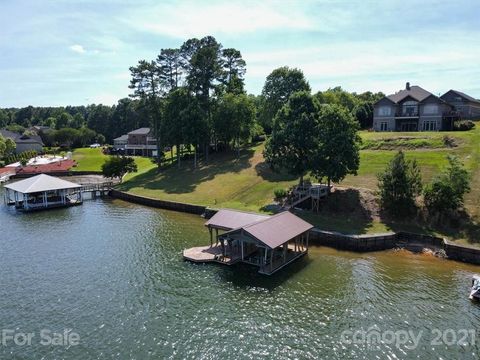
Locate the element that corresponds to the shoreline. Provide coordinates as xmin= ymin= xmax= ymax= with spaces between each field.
xmin=110 ymin=189 xmax=480 ymax=266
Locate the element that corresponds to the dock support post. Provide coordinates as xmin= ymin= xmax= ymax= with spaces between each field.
xmin=209 ymin=227 xmax=213 ymax=247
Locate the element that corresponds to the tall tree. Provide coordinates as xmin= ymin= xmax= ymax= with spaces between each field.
xmin=213 ymin=93 xmax=255 ymax=157
xmin=156 ymin=48 xmax=183 ymax=92
xmin=129 ymin=60 xmax=163 ymax=166
xmin=260 ymin=66 xmax=311 ymax=133
xmin=221 ymin=48 xmax=246 ymax=94
xmin=264 ymin=91 xmax=319 ymax=184
xmin=311 ymin=104 xmax=361 ymax=190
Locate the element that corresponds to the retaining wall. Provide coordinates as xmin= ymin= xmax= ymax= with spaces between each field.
xmin=108 ymin=192 xmax=480 ymax=266
xmin=110 ymin=190 xmax=206 ymax=215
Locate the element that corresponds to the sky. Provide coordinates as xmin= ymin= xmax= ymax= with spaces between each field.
xmin=0 ymin=0 xmax=479 ymax=107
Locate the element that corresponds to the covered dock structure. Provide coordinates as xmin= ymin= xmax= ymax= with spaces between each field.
xmin=3 ymin=174 xmax=82 ymax=211
xmin=183 ymin=209 xmax=313 ymax=275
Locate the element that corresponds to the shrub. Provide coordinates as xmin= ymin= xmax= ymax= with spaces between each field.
xmin=102 ymin=156 xmax=138 ymax=182
xmin=453 ymin=120 xmax=475 ymax=131
xmin=273 ymin=188 xmax=287 ymax=200
xmin=423 ymin=155 xmax=470 ymax=215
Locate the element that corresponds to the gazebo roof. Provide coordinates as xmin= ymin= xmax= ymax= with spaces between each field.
xmin=4 ymin=174 xmax=81 ymax=194
xmin=205 ymin=209 xmax=269 ymax=231
xmin=223 ymin=211 xmax=314 ymax=249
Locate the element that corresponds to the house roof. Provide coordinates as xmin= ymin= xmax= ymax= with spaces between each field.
xmin=387 ymin=85 xmax=433 ymax=103
xmin=442 ymin=89 xmax=480 ymax=104
xmin=223 ymin=211 xmax=314 ymax=249
xmin=114 ymin=134 xmax=128 ymax=141
xmin=0 ymin=130 xmax=43 ymax=145
xmin=4 ymin=174 xmax=80 ymax=194
xmin=205 ymin=209 xmax=269 ymax=231
xmin=128 ymin=127 xmax=151 ymax=135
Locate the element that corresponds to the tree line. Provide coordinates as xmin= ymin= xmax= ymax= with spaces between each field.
xmin=1 ymin=35 xmax=383 ymax=168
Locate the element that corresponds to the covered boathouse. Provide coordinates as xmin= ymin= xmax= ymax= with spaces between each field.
xmin=183 ymin=209 xmax=314 ymax=275
xmin=3 ymin=174 xmax=82 ymax=211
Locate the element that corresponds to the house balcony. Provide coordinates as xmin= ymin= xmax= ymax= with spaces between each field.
xmin=125 ymin=144 xmax=157 ymax=150
xmin=395 ymin=110 xmax=419 ymax=118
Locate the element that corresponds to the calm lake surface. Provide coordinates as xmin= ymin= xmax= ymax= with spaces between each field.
xmin=1 ymin=191 xmax=480 ymax=359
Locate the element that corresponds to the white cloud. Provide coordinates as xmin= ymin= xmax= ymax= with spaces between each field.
xmin=69 ymin=44 xmax=86 ymax=53
xmin=122 ymin=1 xmax=315 ymax=38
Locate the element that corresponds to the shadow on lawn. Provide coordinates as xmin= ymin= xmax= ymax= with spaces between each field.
xmin=120 ymin=148 xmax=255 ymax=195
xmin=378 ymin=208 xmax=480 ymax=243
xmin=297 ymin=188 xmax=377 ymax=235
xmin=254 ymin=161 xmax=298 ymax=182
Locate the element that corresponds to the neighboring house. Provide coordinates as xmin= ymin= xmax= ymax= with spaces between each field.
xmin=113 ymin=134 xmax=128 ymax=150
xmin=440 ymin=90 xmax=480 ymax=120
xmin=0 ymin=129 xmax=44 ymax=154
xmin=28 ymin=125 xmax=53 ymax=135
xmin=113 ymin=127 xmax=157 ymax=157
xmin=373 ymin=83 xmax=480 ymax=132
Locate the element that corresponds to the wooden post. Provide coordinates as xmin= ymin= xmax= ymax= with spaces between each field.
xmin=215 ymin=228 xmax=219 ymax=246
xmin=241 ymin=240 xmax=244 ymax=260
xmin=306 ymin=232 xmax=309 ymax=252
xmin=209 ymin=227 xmax=213 ymax=247
xmin=270 ymin=248 xmax=273 ymax=272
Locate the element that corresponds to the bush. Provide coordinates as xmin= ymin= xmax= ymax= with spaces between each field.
xmin=423 ymin=155 xmax=470 ymax=215
xmin=102 ymin=156 xmax=138 ymax=181
xmin=273 ymin=188 xmax=287 ymax=200
xmin=453 ymin=120 xmax=475 ymax=131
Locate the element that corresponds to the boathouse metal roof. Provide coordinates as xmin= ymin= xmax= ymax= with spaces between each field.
xmin=234 ymin=211 xmax=313 ymax=249
xmin=4 ymin=174 xmax=81 ymax=194
xmin=205 ymin=209 xmax=269 ymax=231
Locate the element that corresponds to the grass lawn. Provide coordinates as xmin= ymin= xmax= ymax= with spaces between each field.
xmin=104 ymin=128 xmax=480 ymax=243
xmin=72 ymin=148 xmax=157 ymax=174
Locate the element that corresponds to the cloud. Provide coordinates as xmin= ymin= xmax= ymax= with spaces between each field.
xmin=69 ymin=44 xmax=86 ymax=54
xmin=122 ymin=1 xmax=315 ymax=38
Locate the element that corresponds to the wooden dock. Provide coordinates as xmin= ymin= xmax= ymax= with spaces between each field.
xmin=183 ymin=245 xmax=238 ymax=265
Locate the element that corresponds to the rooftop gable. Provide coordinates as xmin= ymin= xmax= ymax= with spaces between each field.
xmin=205 ymin=209 xmax=269 ymax=231
xmin=128 ymin=127 xmax=151 ymax=135
xmin=224 ymin=211 xmax=313 ymax=249
xmin=4 ymin=174 xmax=80 ymax=194
xmin=387 ymin=85 xmax=433 ymax=103
xmin=441 ymin=89 xmax=480 ymax=104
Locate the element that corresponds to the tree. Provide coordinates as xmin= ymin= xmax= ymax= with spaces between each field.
xmin=221 ymin=48 xmax=246 ymax=94
xmin=156 ymin=48 xmax=183 ymax=92
xmin=311 ymin=104 xmax=361 ymax=190
xmin=264 ymin=91 xmax=320 ymax=184
xmin=377 ymin=151 xmax=422 ymax=216
xmin=101 ymin=156 xmax=137 ymax=182
xmin=353 ymin=102 xmax=374 ymax=129
xmin=314 ymin=87 xmax=359 ymax=112
xmin=260 ymin=66 xmax=311 ymax=133
xmin=5 ymin=138 xmax=16 ymax=156
xmin=71 ymin=113 xmax=85 ymax=129
xmin=56 ymin=112 xmax=73 ymax=129
xmin=213 ymin=93 xmax=255 ymax=157
xmin=54 ymin=128 xmax=80 ymax=148
xmin=424 ymin=155 xmax=470 ymax=216
xmin=129 ymin=60 xmax=163 ymax=167
xmin=0 ymin=135 xmax=6 ymax=159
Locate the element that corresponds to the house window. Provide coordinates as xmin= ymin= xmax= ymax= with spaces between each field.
xmin=423 ymin=104 xmax=438 ymax=114
xmin=402 ymin=101 xmax=418 ymax=116
xmin=380 ymin=122 xmax=388 ymax=131
xmin=378 ymin=106 xmax=391 ymax=116
xmin=423 ymin=121 xmax=437 ymax=131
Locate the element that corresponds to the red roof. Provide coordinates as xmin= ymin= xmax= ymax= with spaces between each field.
xmin=15 ymin=160 xmax=76 ymax=174
xmin=239 ymin=211 xmax=313 ymax=248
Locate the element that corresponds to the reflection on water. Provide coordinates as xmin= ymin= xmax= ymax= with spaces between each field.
xmin=1 ymin=193 xmax=480 ymax=359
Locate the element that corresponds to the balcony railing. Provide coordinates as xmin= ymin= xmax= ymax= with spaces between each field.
xmin=395 ymin=110 xmax=419 ymax=117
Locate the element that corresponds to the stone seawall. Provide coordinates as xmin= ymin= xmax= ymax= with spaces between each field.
xmin=110 ymin=190 xmax=206 ymax=215
xmin=108 ymin=193 xmax=480 ymax=266
xmin=310 ymin=229 xmax=480 ymax=265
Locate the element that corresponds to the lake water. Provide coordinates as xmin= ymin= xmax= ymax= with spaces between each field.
xmin=1 ymin=192 xmax=480 ymax=359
